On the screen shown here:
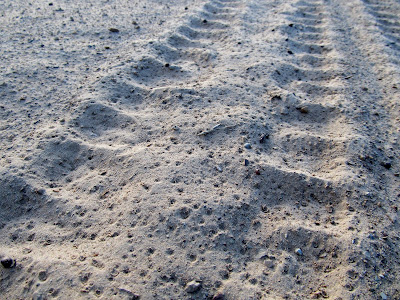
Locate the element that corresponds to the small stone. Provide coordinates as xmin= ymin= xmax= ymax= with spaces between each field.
xmin=36 ymin=189 xmax=45 ymax=195
xmin=38 ymin=271 xmax=48 ymax=281
xmin=256 ymin=251 xmax=269 ymax=260
xmin=255 ymin=169 xmax=261 ymax=175
xmin=109 ymin=28 xmax=120 ymax=33
xmin=185 ymin=280 xmax=201 ymax=293
xmin=259 ymin=133 xmax=269 ymax=143
xmin=380 ymin=292 xmax=388 ymax=300
xmin=244 ymin=143 xmax=251 ymax=149
xmin=119 ymin=287 xmax=140 ymax=299
xmin=295 ymin=248 xmax=303 ymax=256
xmin=212 ymin=293 xmax=225 ymax=300
xmin=311 ymin=290 xmax=328 ymax=299
xmin=244 ymin=159 xmax=249 ymax=166
xmin=260 ymin=205 xmax=269 ymax=213
xmin=203 ymin=19 xmax=208 ymax=24
xmin=299 ymin=106 xmax=309 ymax=114
xmin=1 ymin=257 xmax=16 ymax=268
xmin=381 ymin=161 xmax=392 ymax=169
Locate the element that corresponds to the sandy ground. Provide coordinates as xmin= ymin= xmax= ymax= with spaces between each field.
xmin=1 ymin=0 xmax=400 ymax=299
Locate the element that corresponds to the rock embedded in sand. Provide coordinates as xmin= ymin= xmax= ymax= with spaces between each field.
xmin=119 ymin=287 xmax=140 ymax=299
xmin=38 ymin=270 xmax=48 ymax=281
xmin=380 ymin=161 xmax=392 ymax=169
xmin=259 ymin=133 xmax=269 ymax=143
xmin=109 ymin=28 xmax=120 ymax=33
xmin=311 ymin=290 xmax=328 ymax=299
xmin=244 ymin=143 xmax=251 ymax=149
xmin=298 ymin=106 xmax=309 ymax=114
xmin=295 ymin=248 xmax=303 ymax=256
xmin=185 ymin=280 xmax=201 ymax=293
xmin=1 ymin=257 xmax=16 ymax=268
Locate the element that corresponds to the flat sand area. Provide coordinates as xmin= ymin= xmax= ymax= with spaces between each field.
xmin=1 ymin=0 xmax=399 ymax=299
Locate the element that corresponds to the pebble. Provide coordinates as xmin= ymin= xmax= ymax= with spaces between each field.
xmin=299 ymin=106 xmax=309 ymax=114
xmin=38 ymin=271 xmax=48 ymax=281
xmin=380 ymin=292 xmax=388 ymax=300
xmin=381 ymin=161 xmax=392 ymax=169
xmin=119 ymin=287 xmax=140 ymax=299
xmin=256 ymin=251 xmax=269 ymax=260
xmin=185 ymin=280 xmax=201 ymax=293
xmin=244 ymin=143 xmax=251 ymax=149
xmin=295 ymin=248 xmax=303 ymax=256
xmin=259 ymin=133 xmax=269 ymax=143
xmin=255 ymin=169 xmax=261 ymax=175
xmin=1 ymin=257 xmax=16 ymax=268
xmin=109 ymin=28 xmax=120 ymax=33
xmin=244 ymin=159 xmax=249 ymax=166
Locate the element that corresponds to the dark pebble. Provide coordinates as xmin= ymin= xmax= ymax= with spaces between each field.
xmin=38 ymin=271 xmax=48 ymax=281
xmin=1 ymin=258 xmax=16 ymax=268
xmin=244 ymin=159 xmax=249 ymax=166
xmin=299 ymin=106 xmax=309 ymax=114
xmin=255 ymin=169 xmax=261 ymax=175
xmin=36 ymin=189 xmax=45 ymax=195
xmin=109 ymin=28 xmax=120 ymax=33
xmin=381 ymin=162 xmax=392 ymax=169
xmin=259 ymin=133 xmax=269 ymax=143
xmin=203 ymin=19 xmax=208 ymax=24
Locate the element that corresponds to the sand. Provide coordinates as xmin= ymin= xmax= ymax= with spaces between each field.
xmin=0 ymin=0 xmax=399 ymax=299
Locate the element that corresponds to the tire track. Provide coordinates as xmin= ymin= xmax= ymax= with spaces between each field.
xmin=239 ymin=1 xmax=360 ymax=298
xmin=321 ymin=0 xmax=400 ymax=299
xmin=3 ymin=0 xmax=399 ymax=299
xmin=361 ymin=0 xmax=400 ymax=61
xmin=270 ymin=0 xmax=353 ymax=182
